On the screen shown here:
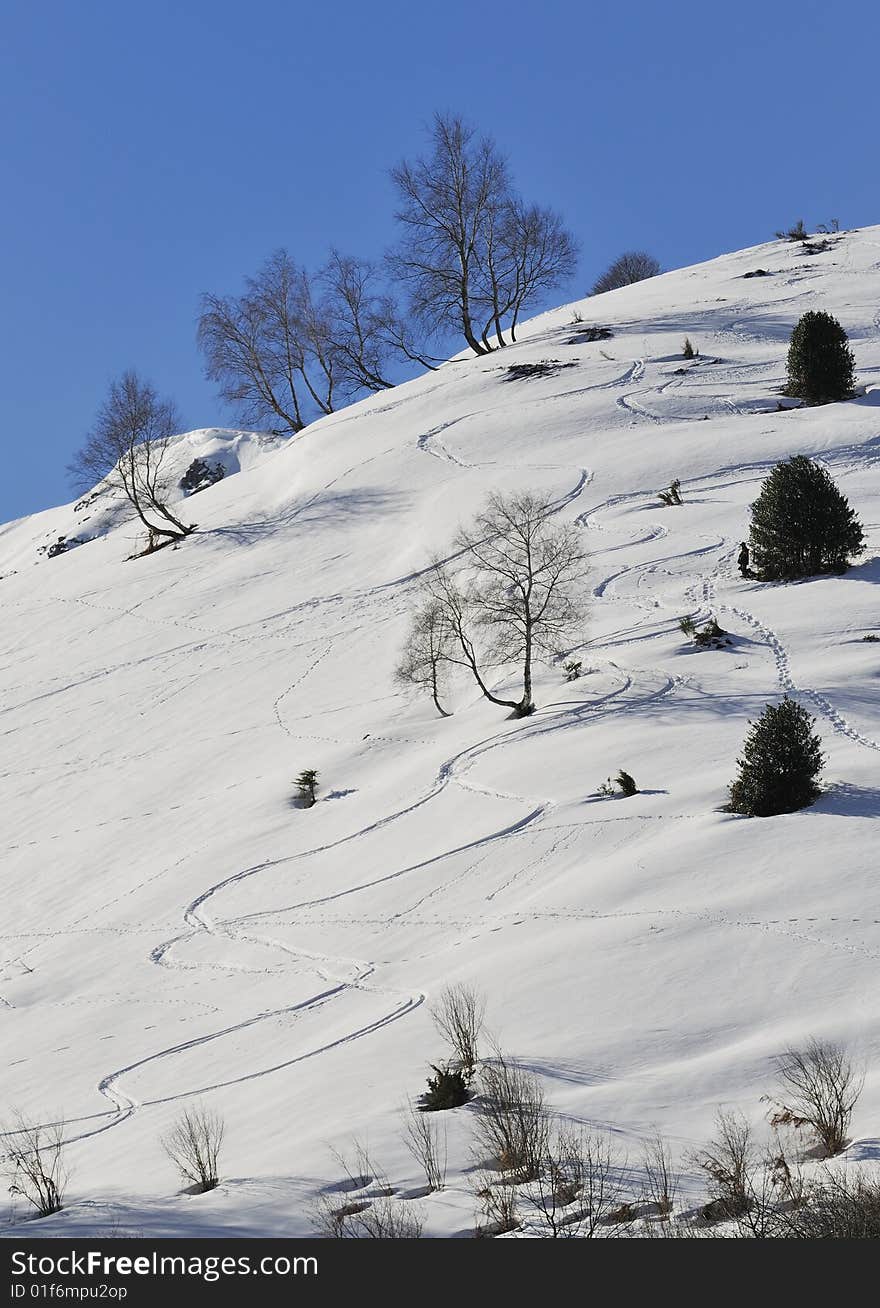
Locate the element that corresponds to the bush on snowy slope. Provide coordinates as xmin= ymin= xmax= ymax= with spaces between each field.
xmin=728 ymin=697 xmax=824 ymax=817
xmin=768 ymin=1038 xmax=863 ymax=1157
xmin=161 ymin=1103 xmax=225 ymax=1194
xmin=785 ymin=310 xmax=856 ymax=405
xmin=749 ymin=455 xmax=864 ymax=580
xmin=775 ymin=218 xmax=809 ymax=242
xmin=3 ymin=1113 xmax=69 ymax=1217
xmin=422 ymin=1065 xmax=471 ymax=1111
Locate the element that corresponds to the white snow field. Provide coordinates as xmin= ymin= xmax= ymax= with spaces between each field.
xmin=2 ymin=228 xmax=880 ymax=1238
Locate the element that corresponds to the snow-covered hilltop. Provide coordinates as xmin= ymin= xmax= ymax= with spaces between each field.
xmin=2 ymin=227 xmax=880 ymax=1237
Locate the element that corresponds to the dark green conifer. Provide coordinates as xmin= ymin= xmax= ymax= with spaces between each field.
xmin=728 ymin=698 xmax=824 ymax=816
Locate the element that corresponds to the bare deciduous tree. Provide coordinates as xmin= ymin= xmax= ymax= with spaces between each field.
xmin=590 ymin=250 xmax=662 ymax=296
xmin=431 ymin=983 xmax=486 ymax=1074
xmin=375 ymin=297 xmax=446 ymax=372
xmin=414 ymin=492 xmax=588 ymax=717
xmin=472 ymin=1055 xmax=549 ymax=1183
xmin=768 ymin=1038 xmax=863 ymax=1157
xmin=389 ymin=113 xmax=509 ymax=357
xmin=389 ymin=113 xmax=577 ymax=356
xmin=3 ymin=1113 xmax=69 ymax=1217
xmin=162 ymin=1102 xmax=224 ymax=1193
xmin=318 ymin=252 xmax=396 ymax=393
xmin=198 ymin=250 xmax=336 ymax=435
xmin=395 ymin=601 xmax=454 ymax=716
xmin=69 ymin=371 xmax=193 ymax=544
xmin=402 ymin=1102 xmax=447 ymax=1192
xmin=477 ymin=200 xmax=578 ymax=348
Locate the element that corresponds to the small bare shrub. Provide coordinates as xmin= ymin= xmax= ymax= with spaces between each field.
xmin=3 ymin=1114 xmax=69 ymax=1217
xmin=474 ymin=1174 xmax=520 ymax=1236
xmin=431 ymin=983 xmax=485 ymax=1075
xmin=525 ymin=1126 xmax=629 ymax=1237
xmin=312 ymin=1195 xmax=371 ymax=1238
xmin=316 ymin=1195 xmax=424 ymax=1238
xmin=642 ymin=1134 xmax=678 ymax=1217
xmin=348 ymin=1197 xmax=424 ymax=1238
xmin=402 ymin=1103 xmax=447 ymax=1191
xmin=786 ymin=1173 xmax=880 ymax=1238
xmin=769 ymin=1038 xmax=863 ymax=1156
xmin=689 ymin=1110 xmax=756 ymax=1220
xmin=329 ymin=1139 xmax=389 ymax=1195
xmin=161 ymin=1103 xmax=224 ymax=1193
xmin=473 ymin=1055 xmax=548 ymax=1182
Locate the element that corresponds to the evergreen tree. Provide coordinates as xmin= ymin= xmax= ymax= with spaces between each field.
xmin=295 ymin=769 xmax=319 ymax=807
xmin=616 ymin=769 xmax=638 ymax=796
xmin=728 ymin=698 xmax=824 ymax=816
xmin=422 ymin=1065 xmax=471 ymax=1111
xmin=785 ymin=310 xmax=855 ymax=404
xmin=749 ymin=455 xmax=864 ymax=580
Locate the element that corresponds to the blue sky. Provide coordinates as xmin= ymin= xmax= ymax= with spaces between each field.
xmin=2 ymin=0 xmax=876 ymax=520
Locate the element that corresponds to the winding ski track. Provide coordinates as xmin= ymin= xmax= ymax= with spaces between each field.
xmin=10 ymin=343 xmax=878 ymax=1157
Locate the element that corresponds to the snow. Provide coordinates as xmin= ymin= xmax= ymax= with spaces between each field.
xmin=2 ymin=227 xmax=880 ymax=1238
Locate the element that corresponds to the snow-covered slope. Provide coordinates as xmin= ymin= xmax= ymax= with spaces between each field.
xmin=2 ymin=228 xmax=880 ymax=1237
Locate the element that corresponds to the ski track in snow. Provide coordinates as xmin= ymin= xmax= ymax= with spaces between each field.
xmin=8 ymin=255 xmax=880 ymax=1174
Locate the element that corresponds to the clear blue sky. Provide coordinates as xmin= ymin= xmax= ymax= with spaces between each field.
xmin=2 ymin=0 xmax=876 ymax=521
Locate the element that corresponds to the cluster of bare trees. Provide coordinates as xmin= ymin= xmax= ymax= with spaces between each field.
xmin=197 ymin=249 xmax=424 ymax=436
xmin=198 ymin=113 xmax=579 ymax=435
xmin=397 ymin=490 xmax=589 ymax=718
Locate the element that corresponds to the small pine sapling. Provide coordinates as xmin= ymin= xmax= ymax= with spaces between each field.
xmin=693 ymin=617 xmax=729 ymax=648
xmin=616 ymin=769 xmax=638 ymax=797
xmin=563 ymin=659 xmax=582 ymax=681
xmin=295 ymin=769 xmax=319 ymax=807
xmin=422 ymin=1065 xmax=471 ymax=1111
xmin=775 ymin=219 xmax=808 ymax=241
xmin=682 ymin=338 xmax=696 ymax=359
